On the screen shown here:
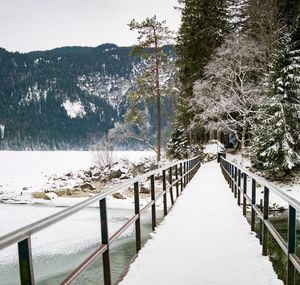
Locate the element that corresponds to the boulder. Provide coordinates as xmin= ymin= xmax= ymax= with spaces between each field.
xmin=84 ymin=170 xmax=92 ymax=177
xmin=108 ymin=169 xmax=122 ymax=179
xmin=49 ymin=174 xmax=59 ymax=181
xmin=113 ymin=192 xmax=127 ymax=200
xmin=140 ymin=184 xmax=150 ymax=194
xmin=132 ymin=163 xmax=145 ymax=176
xmin=80 ymin=183 xmax=96 ymax=191
xmin=44 ymin=192 xmax=58 ymax=200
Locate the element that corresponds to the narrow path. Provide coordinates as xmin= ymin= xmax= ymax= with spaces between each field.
xmin=119 ymin=161 xmax=283 ymax=285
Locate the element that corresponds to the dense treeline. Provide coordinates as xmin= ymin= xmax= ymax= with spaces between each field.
xmin=170 ymin=0 xmax=300 ymax=178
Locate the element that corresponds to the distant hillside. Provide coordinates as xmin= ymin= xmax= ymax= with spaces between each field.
xmin=0 ymin=44 xmax=175 ymax=150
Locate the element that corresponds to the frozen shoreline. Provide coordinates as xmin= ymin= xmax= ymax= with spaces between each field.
xmin=0 ymin=150 xmax=156 ymax=205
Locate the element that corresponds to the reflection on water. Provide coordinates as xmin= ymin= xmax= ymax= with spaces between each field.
xmin=38 ymin=210 xmax=163 ymax=285
xmin=247 ymin=210 xmax=300 ymax=284
xmin=1 ymin=208 xmax=163 ymax=285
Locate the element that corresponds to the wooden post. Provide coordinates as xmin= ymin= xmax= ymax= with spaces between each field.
xmin=237 ymin=170 xmax=241 ymax=206
xmin=175 ymin=164 xmax=179 ymax=198
xmin=262 ymin=187 xmax=269 ymax=256
xmin=243 ymin=173 xmax=247 ymax=217
xmin=18 ymin=238 xmax=35 ymax=285
xmin=162 ymin=170 xmax=167 ymax=215
xmin=259 ymin=199 xmax=263 ymax=245
xmin=234 ymin=167 xmax=237 ymax=198
xmin=180 ymin=163 xmax=183 ymax=193
xmin=169 ymin=167 xmax=174 ymax=205
xmin=150 ymin=175 xmax=156 ymax=231
xmin=100 ymin=198 xmax=112 ymax=285
xmin=251 ymin=178 xmax=256 ymax=232
xmin=134 ymin=182 xmax=141 ymax=252
xmin=287 ymin=205 xmax=296 ymax=285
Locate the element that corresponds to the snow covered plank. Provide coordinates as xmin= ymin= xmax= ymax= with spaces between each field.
xmin=119 ymin=161 xmax=283 ymax=285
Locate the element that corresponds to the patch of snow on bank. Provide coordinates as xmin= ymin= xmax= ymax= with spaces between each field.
xmin=0 ymin=151 xmax=156 ymax=203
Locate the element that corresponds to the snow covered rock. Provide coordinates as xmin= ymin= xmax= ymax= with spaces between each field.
xmin=44 ymin=192 xmax=58 ymax=200
xmin=80 ymin=183 xmax=96 ymax=191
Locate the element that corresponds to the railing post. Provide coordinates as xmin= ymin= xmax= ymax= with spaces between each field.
xmin=163 ymin=170 xmax=167 ymax=215
xmin=99 ymin=198 xmax=112 ymax=285
xmin=184 ymin=162 xmax=187 ymax=188
xmin=234 ymin=167 xmax=237 ymax=198
xmin=287 ymin=205 xmax=296 ymax=285
xmin=169 ymin=167 xmax=174 ymax=205
xmin=237 ymin=169 xmax=241 ymax=206
xmin=134 ymin=182 xmax=141 ymax=252
xmin=259 ymin=199 xmax=263 ymax=245
xmin=230 ymin=164 xmax=233 ymax=191
xmin=18 ymin=237 xmax=35 ymax=285
xmin=150 ymin=175 xmax=156 ymax=231
xmin=262 ymin=187 xmax=269 ymax=256
xmin=180 ymin=163 xmax=183 ymax=193
xmin=243 ymin=173 xmax=247 ymax=217
xmin=251 ymin=178 xmax=256 ymax=232
xmin=175 ymin=164 xmax=179 ymax=198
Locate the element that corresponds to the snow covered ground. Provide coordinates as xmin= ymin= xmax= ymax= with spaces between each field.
xmin=0 ymin=151 xmax=155 ymax=204
xmin=227 ymin=153 xmax=300 ymax=210
xmin=120 ymin=161 xmax=283 ymax=285
xmin=0 ymin=150 xmax=157 ymax=283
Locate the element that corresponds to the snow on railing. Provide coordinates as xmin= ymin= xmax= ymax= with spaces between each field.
xmin=0 ymin=155 xmax=201 ymax=285
xmin=219 ymin=156 xmax=300 ymax=285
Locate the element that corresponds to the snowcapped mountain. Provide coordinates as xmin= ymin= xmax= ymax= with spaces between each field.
xmin=0 ymin=44 xmax=174 ymax=150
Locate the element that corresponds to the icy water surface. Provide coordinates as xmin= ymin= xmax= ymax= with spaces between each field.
xmin=0 ymin=203 xmax=163 ymax=285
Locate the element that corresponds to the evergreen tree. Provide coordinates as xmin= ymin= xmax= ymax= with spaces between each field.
xmin=251 ymin=39 xmax=300 ymax=177
xmin=243 ymin=0 xmax=284 ymax=71
xmin=128 ymin=16 xmax=174 ymax=161
xmin=278 ymin=0 xmax=300 ymax=47
xmin=176 ymin=0 xmax=230 ymax=129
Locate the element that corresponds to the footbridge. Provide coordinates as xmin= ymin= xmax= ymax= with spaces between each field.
xmin=0 ymin=155 xmax=299 ymax=285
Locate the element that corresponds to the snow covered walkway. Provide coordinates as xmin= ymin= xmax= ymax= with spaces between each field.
xmin=120 ymin=161 xmax=283 ymax=285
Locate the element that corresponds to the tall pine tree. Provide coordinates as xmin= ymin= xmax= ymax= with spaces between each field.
xmin=176 ymin=0 xmax=230 ymax=129
xmin=251 ymin=39 xmax=300 ymax=177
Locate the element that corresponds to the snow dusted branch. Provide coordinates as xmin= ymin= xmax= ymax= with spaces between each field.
xmin=191 ymin=34 xmax=266 ymax=151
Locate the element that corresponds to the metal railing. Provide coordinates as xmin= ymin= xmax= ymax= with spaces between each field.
xmin=0 ymin=156 xmax=201 ymax=285
xmin=220 ymin=156 xmax=300 ymax=285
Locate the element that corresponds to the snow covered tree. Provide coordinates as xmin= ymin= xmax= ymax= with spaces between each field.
xmin=251 ymin=39 xmax=300 ymax=177
xmin=128 ymin=16 xmax=174 ymax=162
xmin=166 ymin=125 xmax=189 ymax=159
xmin=190 ymin=34 xmax=265 ymax=153
xmin=226 ymin=0 xmax=248 ymax=32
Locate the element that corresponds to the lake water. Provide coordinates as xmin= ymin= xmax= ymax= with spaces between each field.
xmin=0 ymin=203 xmax=163 ymax=285
xmin=247 ymin=210 xmax=300 ymax=283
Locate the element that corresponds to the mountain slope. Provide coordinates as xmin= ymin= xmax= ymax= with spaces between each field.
xmin=0 ymin=44 xmax=157 ymax=150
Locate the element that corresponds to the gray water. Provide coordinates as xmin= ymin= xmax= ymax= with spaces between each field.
xmin=0 ymin=204 xmax=163 ymax=285
xmin=247 ymin=210 xmax=300 ymax=283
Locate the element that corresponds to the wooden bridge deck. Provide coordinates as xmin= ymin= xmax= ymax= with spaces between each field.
xmin=119 ymin=161 xmax=283 ymax=285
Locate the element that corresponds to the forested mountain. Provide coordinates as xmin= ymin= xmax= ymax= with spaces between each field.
xmin=0 ymin=44 xmax=175 ymax=150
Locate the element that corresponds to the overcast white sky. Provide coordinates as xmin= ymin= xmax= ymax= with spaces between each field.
xmin=0 ymin=0 xmax=181 ymax=53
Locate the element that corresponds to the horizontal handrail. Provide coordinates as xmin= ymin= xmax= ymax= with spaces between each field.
xmin=1 ymin=155 xmax=201 ymax=285
xmin=0 ymin=157 xmax=198 ymax=250
xmin=219 ymin=156 xmax=299 ymax=285
xmin=221 ymin=157 xmax=300 ymax=211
